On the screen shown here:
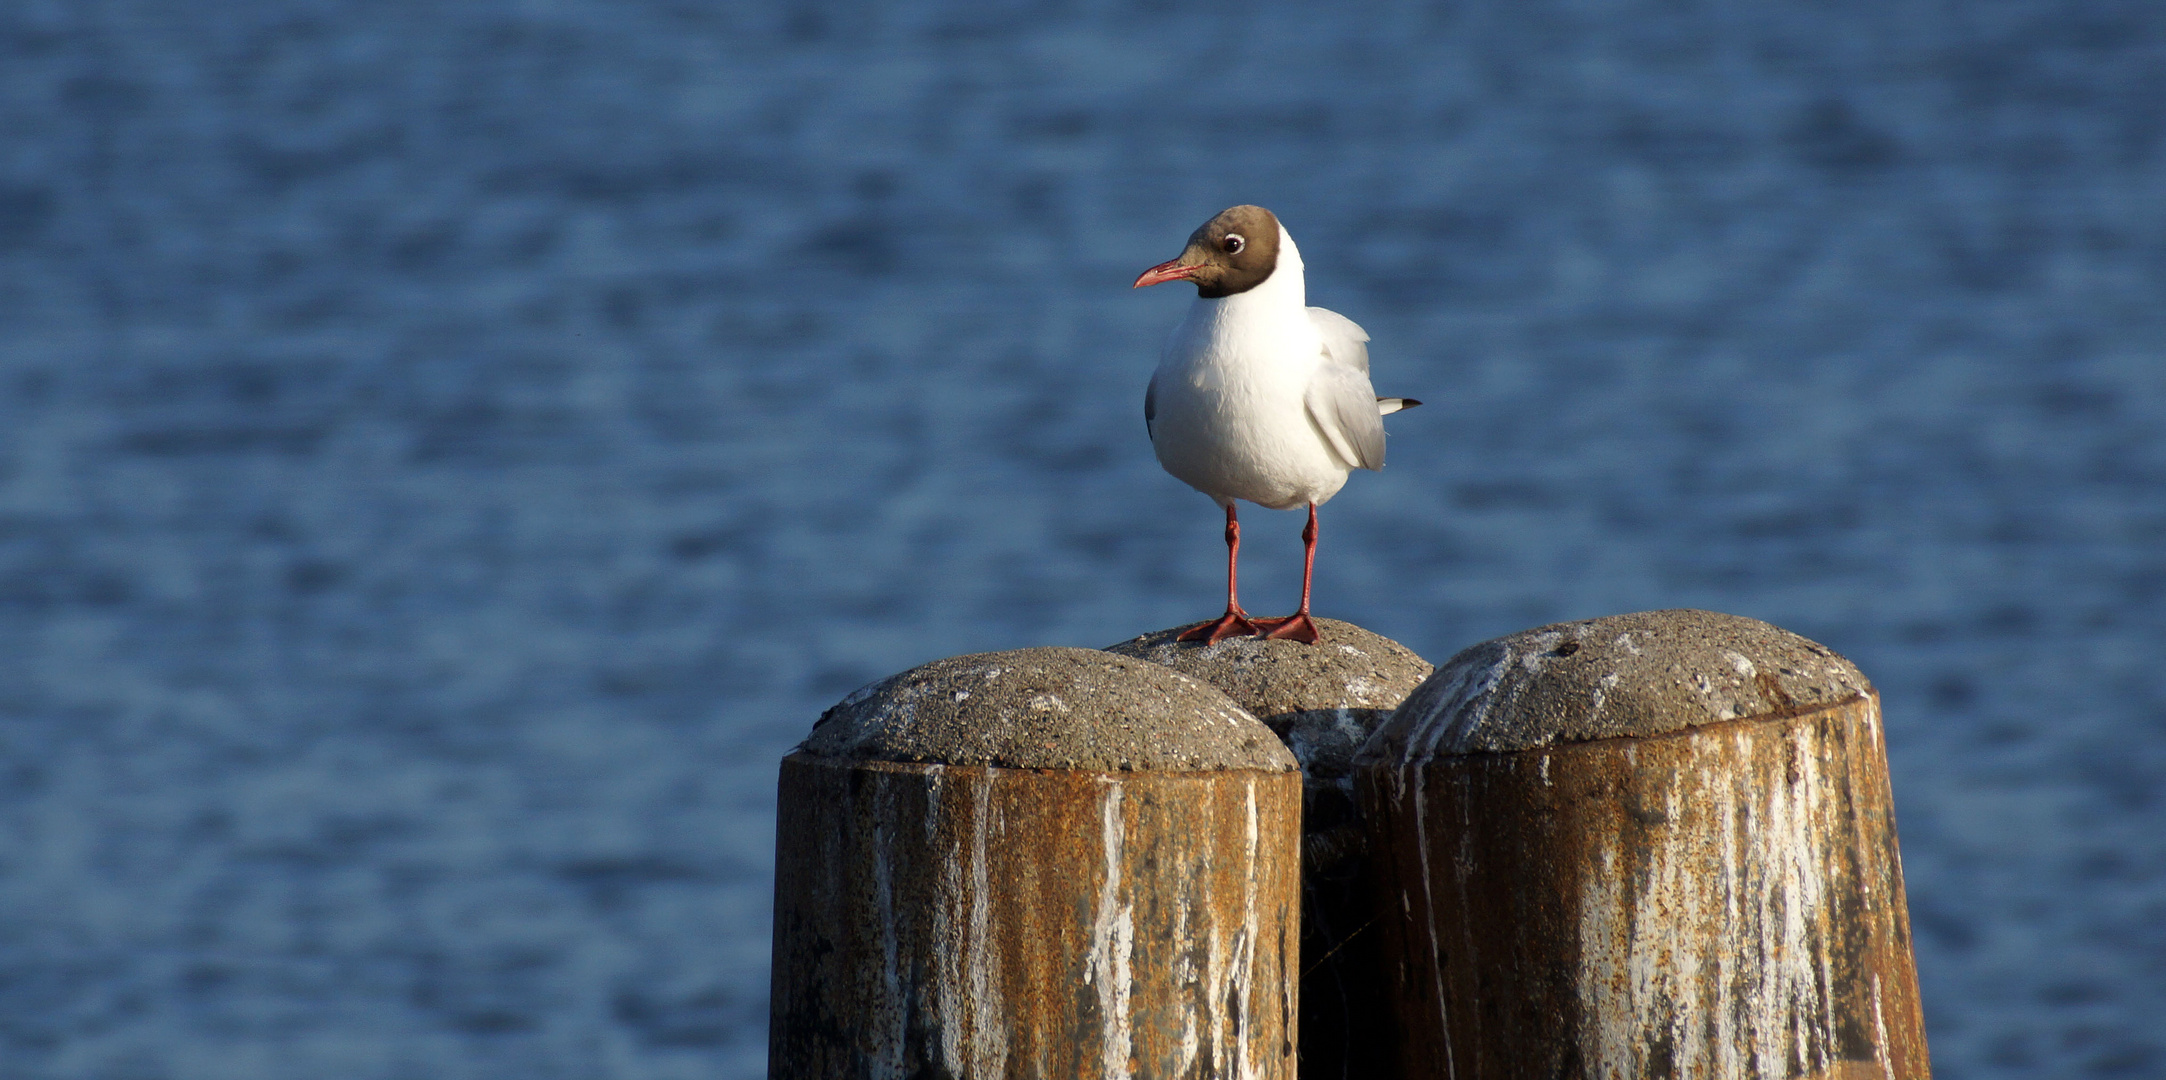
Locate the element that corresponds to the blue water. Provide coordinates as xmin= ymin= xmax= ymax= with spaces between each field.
xmin=2 ymin=1 xmax=2161 ymax=1076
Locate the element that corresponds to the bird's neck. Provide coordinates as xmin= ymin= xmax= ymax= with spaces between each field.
xmin=1191 ymin=227 xmax=1308 ymax=326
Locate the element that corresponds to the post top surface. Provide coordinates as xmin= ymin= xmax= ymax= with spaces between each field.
xmin=801 ymin=646 xmax=1298 ymax=771
xmin=1106 ymin=618 xmax=1433 ymax=778
xmin=1359 ymin=609 xmax=1872 ymax=762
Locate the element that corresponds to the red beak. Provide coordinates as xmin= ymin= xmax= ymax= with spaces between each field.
xmin=1132 ymin=259 xmax=1200 ymax=289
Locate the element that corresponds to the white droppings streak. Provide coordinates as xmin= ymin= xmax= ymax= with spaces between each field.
xmin=967 ymin=771 xmax=1006 ymax=1074
xmin=1085 ymin=784 xmax=1135 ymax=1080
xmin=1578 ymin=843 xmax=1630 ymax=1074
xmin=1577 ymin=724 xmax=1846 ymax=1077
xmin=1236 ymin=777 xmax=1263 ymax=1080
xmin=1715 ymin=785 xmax=1741 ymax=1078
xmin=1170 ymin=826 xmax=1202 ymax=1079
xmin=1414 ymin=651 xmax=1513 ymax=760
xmin=1204 ymin=831 xmax=1229 ymax=1075
xmin=1587 ymin=670 xmax=1620 ymax=725
xmin=1872 ymin=973 xmax=1890 ymax=1070
xmin=1245 ymin=779 xmax=1259 ymax=862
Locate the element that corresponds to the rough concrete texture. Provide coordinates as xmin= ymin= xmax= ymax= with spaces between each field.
xmin=1106 ymin=619 xmax=1433 ymax=778
xmin=801 ymin=646 xmax=1296 ymax=771
xmin=1363 ymin=609 xmax=1873 ymax=761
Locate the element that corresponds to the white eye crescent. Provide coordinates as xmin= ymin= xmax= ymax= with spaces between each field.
xmin=1221 ymin=233 xmax=1245 ymax=255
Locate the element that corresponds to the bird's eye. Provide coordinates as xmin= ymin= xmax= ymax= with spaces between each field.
xmin=1221 ymin=233 xmax=1246 ymax=255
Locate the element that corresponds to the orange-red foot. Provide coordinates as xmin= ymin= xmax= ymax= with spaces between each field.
xmin=1252 ymin=613 xmax=1321 ymax=644
xmin=1178 ymin=610 xmax=1262 ymax=643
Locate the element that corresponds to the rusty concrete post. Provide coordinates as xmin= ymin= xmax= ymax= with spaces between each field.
xmin=1109 ymin=619 xmax=1434 ymax=1080
xmin=769 ymin=646 xmax=1303 ymax=1080
xmin=1354 ymin=609 xmax=1931 ymax=1079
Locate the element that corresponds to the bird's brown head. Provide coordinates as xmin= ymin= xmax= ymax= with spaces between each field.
xmin=1132 ymin=205 xmax=1283 ymax=298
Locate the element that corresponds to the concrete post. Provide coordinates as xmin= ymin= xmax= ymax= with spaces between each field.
xmin=1109 ymin=619 xmax=1434 ymax=1080
xmin=1355 ymin=609 xmax=1931 ymax=1079
xmin=769 ymin=647 xmax=1303 ymax=1080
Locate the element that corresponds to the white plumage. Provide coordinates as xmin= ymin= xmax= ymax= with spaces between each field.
xmin=1132 ymin=206 xmax=1417 ymax=644
xmin=1145 ymin=224 xmax=1398 ymax=510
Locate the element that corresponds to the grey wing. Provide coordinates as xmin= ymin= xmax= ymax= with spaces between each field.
xmin=1144 ymin=370 xmax=1158 ymax=440
xmin=1304 ymin=308 xmax=1387 ymax=471
xmin=1307 ymin=306 xmax=1371 ymax=373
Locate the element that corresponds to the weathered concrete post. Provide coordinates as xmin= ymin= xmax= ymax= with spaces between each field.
xmin=1109 ymin=619 xmax=1434 ymax=1080
xmin=1354 ymin=609 xmax=1930 ymax=1079
xmin=769 ymin=647 xmax=1303 ymax=1080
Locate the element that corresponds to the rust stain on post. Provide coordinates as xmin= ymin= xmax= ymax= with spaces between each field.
xmin=1356 ymin=610 xmax=1931 ymax=1079
xmin=770 ymin=647 xmax=1305 ymax=1080
xmin=772 ymin=756 xmax=1302 ymax=1079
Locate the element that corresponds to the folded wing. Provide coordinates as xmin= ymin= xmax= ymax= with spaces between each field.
xmin=1304 ymin=307 xmax=1388 ymax=471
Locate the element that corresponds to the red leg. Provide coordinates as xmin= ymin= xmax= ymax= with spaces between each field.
xmin=1257 ymin=503 xmax=1321 ymax=643
xmin=1178 ymin=502 xmax=1261 ymax=643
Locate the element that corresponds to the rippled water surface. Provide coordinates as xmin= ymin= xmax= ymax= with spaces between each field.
xmin=2 ymin=2 xmax=2162 ymax=1076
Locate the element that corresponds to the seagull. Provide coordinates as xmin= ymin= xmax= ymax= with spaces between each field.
xmin=1133 ymin=205 xmax=1419 ymax=645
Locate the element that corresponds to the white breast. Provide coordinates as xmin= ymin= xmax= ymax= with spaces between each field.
xmin=1147 ymin=229 xmax=1360 ymax=511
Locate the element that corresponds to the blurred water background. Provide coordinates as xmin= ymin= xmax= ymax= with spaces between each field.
xmin=2 ymin=1 xmax=2162 ymax=1076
